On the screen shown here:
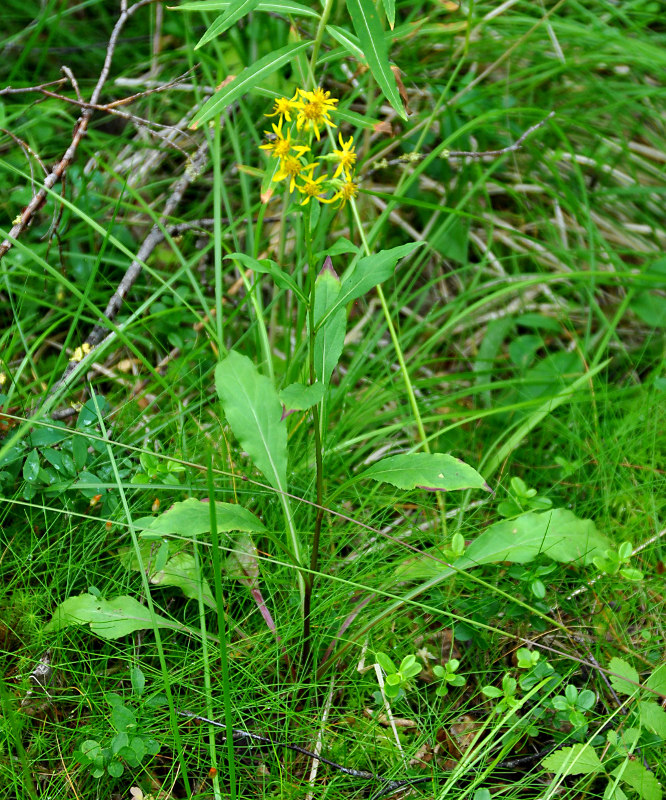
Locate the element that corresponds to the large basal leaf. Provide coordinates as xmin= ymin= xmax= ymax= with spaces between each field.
xmin=399 ymin=508 xmax=610 ymax=580
xmin=361 ymin=452 xmax=489 ymax=492
xmin=215 ymin=351 xmax=288 ymax=494
xmin=190 ymin=41 xmax=311 ymax=129
xmin=135 ymin=498 xmax=266 ymax=540
xmin=177 ymin=0 xmax=319 ymax=18
xmin=120 ymin=542 xmax=215 ymax=608
xmin=319 ymin=243 xmax=422 ymax=326
xmin=196 ymin=0 xmax=261 ymax=49
xmin=44 ymin=594 xmax=175 ymax=640
xmin=345 ymin=0 xmax=406 ymax=119
xmin=314 ymin=261 xmax=346 ymax=384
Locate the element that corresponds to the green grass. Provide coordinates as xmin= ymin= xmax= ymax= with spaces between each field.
xmin=1 ymin=1 xmax=665 ymax=798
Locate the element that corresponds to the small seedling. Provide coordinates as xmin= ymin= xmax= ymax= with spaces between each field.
xmin=593 ymin=541 xmax=643 ymax=581
xmin=551 ymin=684 xmax=596 ymax=738
xmin=376 ymin=652 xmax=422 ymax=699
xmin=74 ymin=668 xmax=160 ymax=779
xmin=498 ymin=476 xmax=552 ymax=518
xmin=432 ymin=659 xmax=466 ymax=697
xmin=482 ymin=673 xmax=520 ymax=712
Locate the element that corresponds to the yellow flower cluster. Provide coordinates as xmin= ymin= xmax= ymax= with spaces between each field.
xmin=260 ymin=88 xmax=359 ymax=208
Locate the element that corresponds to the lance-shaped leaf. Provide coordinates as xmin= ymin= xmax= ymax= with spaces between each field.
xmin=190 ymin=41 xmax=311 ymax=129
xmin=226 ymin=252 xmax=308 ymax=303
xmin=196 ymin=0 xmax=261 ymax=49
xmin=314 ymin=259 xmax=346 ymax=384
xmin=215 ymin=351 xmax=288 ymax=494
xmin=44 ymin=594 xmax=176 ymax=640
xmin=135 ymin=498 xmax=266 ymax=540
xmin=362 ymin=452 xmax=489 ymax=492
xmin=346 ymin=0 xmax=406 ymax=119
xmin=177 ymin=0 xmax=319 ymax=18
xmin=318 ymin=242 xmax=422 ymax=327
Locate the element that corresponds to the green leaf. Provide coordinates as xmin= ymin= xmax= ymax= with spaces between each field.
xmin=149 ymin=550 xmax=214 ymax=607
xmin=130 ymin=666 xmax=145 ymax=697
xmin=542 ymin=743 xmax=604 ymax=776
xmin=382 ymin=0 xmax=395 ymax=28
xmin=226 ymin=252 xmax=308 ymax=303
xmin=135 ymin=497 xmax=266 ymax=539
xmin=22 ymin=449 xmax=40 ymax=483
xmin=345 ymin=0 xmax=405 ymax=118
xmin=630 ymin=292 xmax=666 ymax=328
xmin=639 ymin=701 xmax=666 ymax=737
xmin=195 ymin=0 xmax=261 ymax=49
xmin=609 ymin=657 xmax=640 ymax=696
xmin=361 ymin=452 xmax=488 ymax=492
xmin=320 ymin=243 xmax=422 ymax=326
xmin=279 ymin=381 xmax=326 ymax=411
xmin=326 ymin=24 xmax=364 ymax=61
xmin=190 ymin=41 xmax=311 ymax=129
xmin=399 ymin=509 xmax=610 ymax=580
xmin=612 ymin=760 xmax=662 ymax=800
xmin=376 ymin=652 xmax=397 ymax=674
xmin=176 ymin=0 xmax=319 ymax=18
xmin=44 ymin=593 xmax=175 ymax=639
xmin=314 ymin=263 xmax=346 ymax=384
xmin=215 ymin=351 xmax=288 ymax=494
xmin=645 ymin=662 xmax=666 ymax=696
xmin=107 ymin=761 xmax=124 ymax=778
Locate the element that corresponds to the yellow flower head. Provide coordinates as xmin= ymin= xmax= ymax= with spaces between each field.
xmin=332 ymin=178 xmax=359 ymax=208
xmin=297 ymin=165 xmax=334 ymax=206
xmin=259 ymin=119 xmax=309 ymax=161
xmin=274 ymin=155 xmax=311 ymax=193
xmin=265 ymin=94 xmax=297 ymax=122
xmin=294 ymin=87 xmax=338 ymax=140
xmin=332 ymin=132 xmax=357 ymax=179
xmin=70 ymin=342 xmax=92 ymax=363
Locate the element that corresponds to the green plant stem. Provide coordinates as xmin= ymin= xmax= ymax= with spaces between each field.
xmin=349 ymin=198 xmax=447 ymax=532
xmin=309 ymin=0 xmax=336 ymax=83
xmin=301 ymin=202 xmax=325 ymax=671
xmin=213 ymin=114 xmax=224 ymax=351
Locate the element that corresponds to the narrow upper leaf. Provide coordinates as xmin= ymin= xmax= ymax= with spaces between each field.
xmin=190 ymin=41 xmax=311 ymax=129
xmin=361 ymin=452 xmax=488 ymax=492
xmin=175 ymin=1 xmax=320 ymax=18
xmin=345 ymin=0 xmax=406 ymax=119
xmin=226 ymin=252 xmax=308 ymax=303
xmin=314 ymin=263 xmax=346 ymax=384
xmin=318 ymin=242 xmax=422 ymax=327
xmin=215 ymin=351 xmax=288 ymax=494
xmin=195 ymin=0 xmax=261 ymax=49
